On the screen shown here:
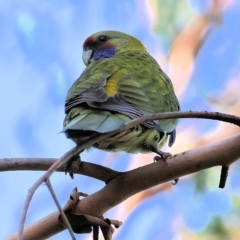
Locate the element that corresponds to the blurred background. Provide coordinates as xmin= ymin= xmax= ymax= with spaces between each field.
xmin=1 ymin=0 xmax=240 ymax=239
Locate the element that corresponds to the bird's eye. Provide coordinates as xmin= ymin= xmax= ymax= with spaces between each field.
xmin=83 ymin=47 xmax=89 ymax=51
xmin=98 ymin=35 xmax=108 ymax=42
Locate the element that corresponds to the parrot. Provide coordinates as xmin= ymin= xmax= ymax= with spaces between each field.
xmin=63 ymin=30 xmax=180 ymax=163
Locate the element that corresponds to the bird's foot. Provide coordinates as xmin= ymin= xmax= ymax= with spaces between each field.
xmin=153 ymin=149 xmax=179 ymax=185
xmin=171 ymin=178 xmax=179 ymax=185
xmin=153 ymin=150 xmax=172 ymax=163
xmin=64 ymin=155 xmax=82 ymax=179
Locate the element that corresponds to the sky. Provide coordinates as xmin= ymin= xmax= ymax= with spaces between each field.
xmin=1 ymin=0 xmax=240 ymax=239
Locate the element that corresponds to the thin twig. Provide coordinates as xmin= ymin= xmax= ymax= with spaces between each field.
xmin=123 ymin=111 xmax=240 ymax=129
xmin=18 ymin=110 xmax=240 ymax=239
xmin=79 ymin=192 xmax=89 ymax=197
xmin=93 ymin=225 xmax=99 ymax=240
xmin=45 ymin=179 xmax=76 ymax=240
xmin=219 ymin=166 xmax=229 ymax=188
xmin=18 ymin=147 xmax=77 ymax=240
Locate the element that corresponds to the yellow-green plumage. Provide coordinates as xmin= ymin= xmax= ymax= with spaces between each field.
xmin=64 ymin=30 xmax=180 ymax=155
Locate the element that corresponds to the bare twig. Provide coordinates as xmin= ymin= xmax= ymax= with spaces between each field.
xmin=45 ymin=179 xmax=76 ymax=240
xmin=18 ymin=147 xmax=77 ymax=240
xmin=219 ymin=166 xmax=229 ymax=188
xmin=123 ymin=111 xmax=240 ymax=129
xmin=79 ymin=192 xmax=89 ymax=197
xmin=93 ymin=225 xmax=99 ymax=240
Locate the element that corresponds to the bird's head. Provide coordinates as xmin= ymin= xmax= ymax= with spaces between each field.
xmin=82 ymin=30 xmax=146 ymax=66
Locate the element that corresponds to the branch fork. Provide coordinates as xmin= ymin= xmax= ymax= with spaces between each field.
xmin=58 ymin=188 xmax=122 ymax=240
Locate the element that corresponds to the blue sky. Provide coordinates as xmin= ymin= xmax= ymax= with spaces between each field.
xmin=1 ymin=1 xmax=240 ymax=239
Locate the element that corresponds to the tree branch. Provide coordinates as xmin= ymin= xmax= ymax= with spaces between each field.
xmin=0 ymin=158 xmax=119 ymax=183
xmin=6 ymin=131 xmax=240 ymax=240
xmin=122 ymin=111 xmax=240 ymax=128
xmin=45 ymin=179 xmax=76 ymax=239
xmin=3 ymin=111 xmax=240 ymax=239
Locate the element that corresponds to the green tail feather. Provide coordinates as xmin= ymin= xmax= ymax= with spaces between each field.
xmin=64 ymin=109 xmax=127 ymax=133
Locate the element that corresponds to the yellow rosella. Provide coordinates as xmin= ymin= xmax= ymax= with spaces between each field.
xmin=64 ymin=30 xmax=180 ymax=159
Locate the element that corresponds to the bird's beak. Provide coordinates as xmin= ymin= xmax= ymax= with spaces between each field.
xmin=82 ymin=48 xmax=93 ymax=66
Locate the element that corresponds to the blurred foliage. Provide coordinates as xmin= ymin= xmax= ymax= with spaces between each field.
xmin=232 ymin=195 xmax=240 ymax=212
xmin=204 ymin=216 xmax=230 ymax=239
xmin=151 ymin=0 xmax=196 ymax=41
xmin=194 ymin=168 xmax=220 ymax=193
xmin=194 ymin=171 xmax=211 ymax=192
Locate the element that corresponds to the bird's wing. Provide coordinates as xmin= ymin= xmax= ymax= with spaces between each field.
xmin=116 ymin=51 xmax=180 ymax=144
xmin=88 ymin=52 xmax=179 ymax=132
xmin=64 ymin=52 xmax=179 ymax=144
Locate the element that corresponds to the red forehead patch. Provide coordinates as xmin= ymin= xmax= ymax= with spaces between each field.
xmin=83 ymin=36 xmax=94 ymax=47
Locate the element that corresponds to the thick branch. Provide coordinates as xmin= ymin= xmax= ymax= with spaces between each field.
xmin=73 ymin=132 xmax=240 ymax=215
xmin=7 ymin=132 xmax=240 ymax=240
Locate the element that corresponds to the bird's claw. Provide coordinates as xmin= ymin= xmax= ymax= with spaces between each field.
xmin=64 ymin=155 xmax=81 ymax=179
xmin=153 ymin=151 xmax=172 ymax=163
xmin=171 ymin=178 xmax=179 ymax=185
xmin=153 ymin=150 xmax=179 ymax=186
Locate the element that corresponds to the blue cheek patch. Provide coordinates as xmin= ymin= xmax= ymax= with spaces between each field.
xmin=93 ymin=47 xmax=115 ymax=61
